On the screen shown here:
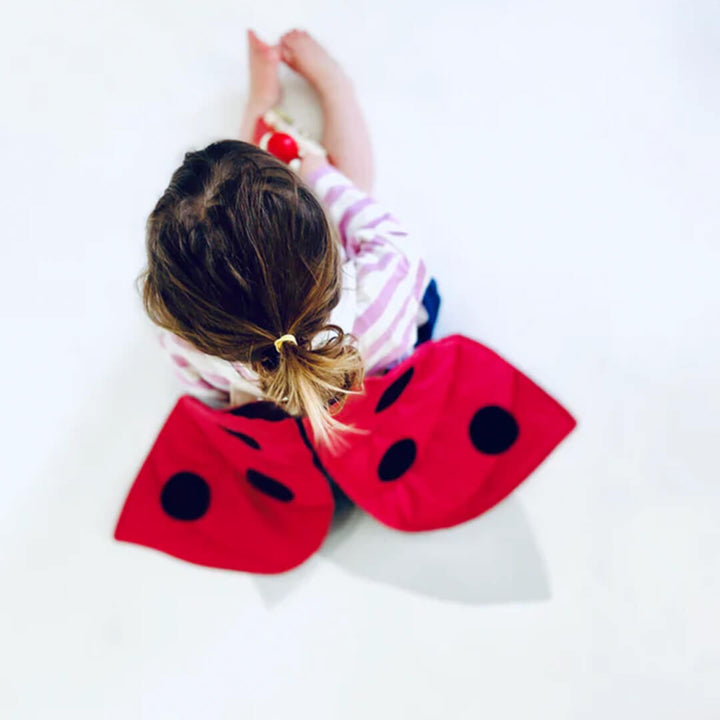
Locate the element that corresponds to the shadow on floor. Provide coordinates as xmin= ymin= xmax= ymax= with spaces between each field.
xmin=41 ymin=327 xmax=550 ymax=609
xmin=253 ymin=496 xmax=550 ymax=607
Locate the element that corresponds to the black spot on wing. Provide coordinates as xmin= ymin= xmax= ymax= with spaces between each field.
xmin=375 ymin=367 xmax=414 ymax=413
xmin=222 ymin=428 xmax=260 ymax=449
xmin=228 ymin=402 xmax=289 ymax=421
xmin=246 ymin=469 xmax=294 ymax=502
xmin=378 ymin=439 xmax=417 ymax=481
xmin=160 ymin=472 xmax=210 ymax=521
xmin=469 ymin=405 xmax=519 ymax=454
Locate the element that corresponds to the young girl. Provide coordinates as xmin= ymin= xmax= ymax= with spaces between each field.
xmin=138 ymin=29 xmax=439 ymax=445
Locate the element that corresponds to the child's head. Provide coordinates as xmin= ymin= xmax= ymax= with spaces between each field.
xmin=138 ymin=140 xmax=364 ymax=445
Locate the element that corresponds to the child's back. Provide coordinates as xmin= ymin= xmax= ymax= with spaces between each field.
xmin=139 ymin=30 xmax=437 ymax=444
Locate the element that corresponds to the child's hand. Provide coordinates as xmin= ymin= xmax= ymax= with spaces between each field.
xmin=299 ymin=152 xmax=330 ymax=181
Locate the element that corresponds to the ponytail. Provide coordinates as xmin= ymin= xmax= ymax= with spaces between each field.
xmin=253 ymin=325 xmax=365 ymax=449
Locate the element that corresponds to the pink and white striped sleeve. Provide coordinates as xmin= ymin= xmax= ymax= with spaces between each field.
xmin=156 ymin=330 xmax=230 ymax=406
xmin=157 ymin=330 xmax=267 ymax=407
xmin=306 ymin=164 xmax=430 ymax=375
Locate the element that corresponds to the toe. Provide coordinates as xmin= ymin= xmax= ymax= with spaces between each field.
xmin=249 ymin=28 xmax=276 ymax=55
xmin=280 ymin=45 xmax=297 ymax=69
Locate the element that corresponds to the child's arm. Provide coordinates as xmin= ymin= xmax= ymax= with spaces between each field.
xmin=156 ymin=329 xmax=262 ymax=409
xmin=301 ymin=156 xmax=429 ymax=375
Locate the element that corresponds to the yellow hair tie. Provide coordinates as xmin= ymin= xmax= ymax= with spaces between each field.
xmin=274 ymin=334 xmax=298 ymax=353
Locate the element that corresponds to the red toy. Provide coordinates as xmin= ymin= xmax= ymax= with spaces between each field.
xmin=253 ymin=108 xmax=329 ymax=171
xmin=114 ymin=335 xmax=576 ymax=573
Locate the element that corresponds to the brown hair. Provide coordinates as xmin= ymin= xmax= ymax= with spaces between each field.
xmin=136 ymin=140 xmax=365 ymax=445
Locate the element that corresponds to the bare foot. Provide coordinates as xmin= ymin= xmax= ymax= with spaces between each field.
xmin=280 ymin=29 xmax=374 ymax=193
xmin=279 ymin=29 xmax=350 ymax=96
xmin=239 ymin=29 xmax=281 ymax=141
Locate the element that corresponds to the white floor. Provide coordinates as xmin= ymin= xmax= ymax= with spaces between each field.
xmin=2 ymin=1 xmax=719 ymax=718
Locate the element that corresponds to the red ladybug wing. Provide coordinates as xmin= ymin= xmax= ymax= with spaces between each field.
xmin=314 ymin=336 xmax=510 ymax=529
xmin=114 ymin=398 xmax=334 ymax=574
xmin=314 ymin=335 xmax=576 ymax=531
xmin=437 ymin=345 xmax=577 ymax=526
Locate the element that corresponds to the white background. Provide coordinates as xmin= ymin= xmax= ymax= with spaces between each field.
xmin=2 ymin=1 xmax=719 ymax=717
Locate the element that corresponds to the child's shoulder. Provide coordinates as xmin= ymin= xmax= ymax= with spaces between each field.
xmin=157 ymin=328 xmax=261 ymax=393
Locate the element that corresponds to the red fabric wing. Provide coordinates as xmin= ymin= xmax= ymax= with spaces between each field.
xmin=115 ymin=334 xmax=576 ymax=573
xmin=311 ymin=335 xmax=576 ymax=531
xmin=114 ymin=398 xmax=334 ymax=574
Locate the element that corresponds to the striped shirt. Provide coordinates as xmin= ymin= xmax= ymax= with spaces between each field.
xmin=156 ymin=162 xmax=430 ymax=409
